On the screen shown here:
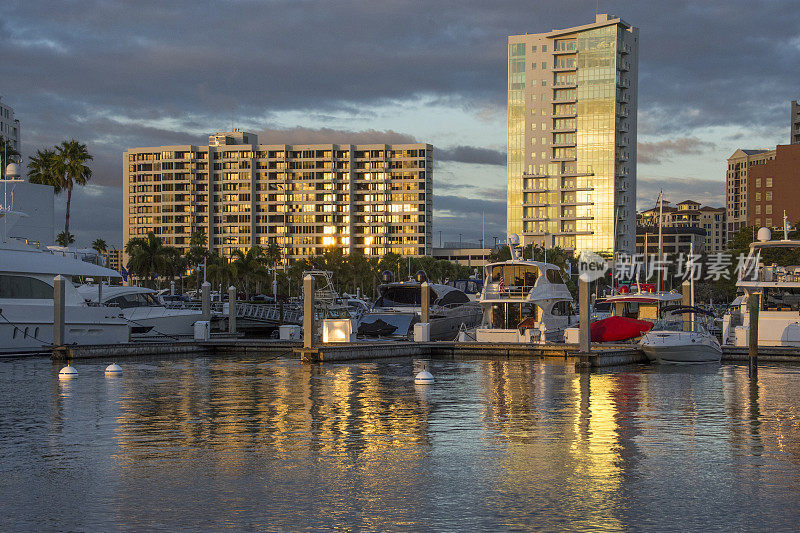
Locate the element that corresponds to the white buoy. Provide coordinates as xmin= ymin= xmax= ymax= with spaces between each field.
xmin=105 ymin=363 xmax=123 ymax=376
xmin=414 ymin=370 xmax=434 ymax=384
xmin=58 ymin=365 xmax=77 ymax=379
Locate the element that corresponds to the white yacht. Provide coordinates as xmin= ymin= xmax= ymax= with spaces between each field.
xmin=357 ymin=275 xmax=482 ymax=341
xmin=640 ymin=306 xmax=722 ymax=364
xmin=474 ymin=234 xmax=577 ymax=343
xmin=76 ymin=284 xmax=206 ymax=339
xmin=0 ymin=212 xmax=129 ymax=355
xmin=723 ymin=224 xmax=800 ymax=347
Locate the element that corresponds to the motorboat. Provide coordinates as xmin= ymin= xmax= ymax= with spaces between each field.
xmin=444 ymin=278 xmax=483 ymax=301
xmin=0 ymin=211 xmax=129 ymax=355
xmin=357 ymin=274 xmax=482 ymax=341
xmin=639 ymin=305 xmax=722 ymax=364
xmin=76 ymin=284 xmax=206 ymax=338
xmin=723 ymin=222 xmax=800 ymax=346
xmin=474 ymin=234 xmax=577 ymax=343
xmin=589 ymin=287 xmax=683 ymax=342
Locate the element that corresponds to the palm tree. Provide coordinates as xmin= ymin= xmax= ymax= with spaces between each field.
xmin=0 ymin=135 xmax=21 ymax=178
xmin=92 ymin=238 xmax=107 ymax=254
xmin=231 ymin=246 xmax=267 ymax=300
xmin=126 ymin=232 xmax=169 ymax=288
xmin=54 ymin=140 xmax=93 ymax=238
xmin=27 ymin=149 xmax=59 ymax=190
xmin=56 ymin=231 xmax=75 ymax=247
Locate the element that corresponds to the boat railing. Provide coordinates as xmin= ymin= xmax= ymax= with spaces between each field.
xmin=483 ymin=284 xmax=535 ymax=299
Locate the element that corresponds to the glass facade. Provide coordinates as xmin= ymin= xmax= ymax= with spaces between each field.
xmin=575 ymin=25 xmax=617 ymax=252
xmin=507 ymin=16 xmax=636 ymax=254
xmin=507 ymin=43 xmax=525 ymax=236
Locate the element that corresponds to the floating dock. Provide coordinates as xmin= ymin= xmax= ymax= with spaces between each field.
xmin=53 ymin=339 xmax=644 ymax=369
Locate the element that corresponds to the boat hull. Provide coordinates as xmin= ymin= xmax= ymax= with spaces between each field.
xmin=640 ymin=331 xmax=722 ymax=364
xmin=0 ymin=304 xmax=129 ymax=356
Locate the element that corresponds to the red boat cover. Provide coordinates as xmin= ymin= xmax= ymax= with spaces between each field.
xmin=590 ymin=316 xmax=653 ymax=342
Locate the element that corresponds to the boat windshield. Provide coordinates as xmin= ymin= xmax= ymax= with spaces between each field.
xmin=106 ymin=292 xmax=161 ymax=308
xmin=762 ymin=287 xmax=800 ymax=311
xmin=489 ymin=264 xmax=538 ymax=289
xmin=375 ymin=286 xmax=436 ymax=307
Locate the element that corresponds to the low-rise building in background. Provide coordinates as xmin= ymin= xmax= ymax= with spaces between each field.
xmin=637 ymin=199 xmax=726 ymax=254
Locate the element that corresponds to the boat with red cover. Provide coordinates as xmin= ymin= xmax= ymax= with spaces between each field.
xmin=590 ymin=290 xmax=683 ymax=342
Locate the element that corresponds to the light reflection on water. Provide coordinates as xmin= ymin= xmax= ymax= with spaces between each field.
xmin=2 ymin=356 xmax=800 ymax=530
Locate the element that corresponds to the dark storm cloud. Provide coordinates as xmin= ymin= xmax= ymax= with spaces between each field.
xmin=436 ymin=146 xmax=505 ymax=166
xmin=4 ymin=0 xmax=798 ymax=241
xmin=638 ymin=137 xmax=716 ymax=165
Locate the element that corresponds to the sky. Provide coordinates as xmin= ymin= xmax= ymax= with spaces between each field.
xmin=1 ymin=0 xmax=797 ymax=248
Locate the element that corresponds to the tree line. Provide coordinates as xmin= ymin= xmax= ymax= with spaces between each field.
xmin=124 ymin=230 xmax=476 ymax=300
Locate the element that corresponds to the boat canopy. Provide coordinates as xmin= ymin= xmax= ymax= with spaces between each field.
xmin=603 ymin=293 xmax=682 ymax=304
xmin=0 ymin=246 xmax=122 ymax=279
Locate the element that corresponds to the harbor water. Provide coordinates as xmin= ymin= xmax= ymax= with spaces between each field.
xmin=2 ymin=355 xmax=800 ymax=531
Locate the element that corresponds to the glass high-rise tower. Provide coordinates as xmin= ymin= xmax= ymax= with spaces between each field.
xmin=507 ymin=14 xmax=638 ymax=254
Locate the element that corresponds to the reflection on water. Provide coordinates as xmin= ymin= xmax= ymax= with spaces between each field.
xmin=2 ymin=357 xmax=800 ymax=530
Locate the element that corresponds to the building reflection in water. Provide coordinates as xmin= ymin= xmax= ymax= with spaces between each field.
xmin=40 ymin=357 xmax=800 ymax=530
xmin=107 ymin=357 xmax=434 ymax=530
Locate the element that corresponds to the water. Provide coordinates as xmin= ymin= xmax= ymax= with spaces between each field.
xmin=2 ymin=356 xmax=800 ymax=531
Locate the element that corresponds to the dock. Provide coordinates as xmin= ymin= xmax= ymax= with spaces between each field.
xmin=53 ymin=339 xmax=644 ymax=369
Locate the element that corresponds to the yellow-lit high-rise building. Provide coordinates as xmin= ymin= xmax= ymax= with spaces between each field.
xmin=124 ymin=130 xmax=432 ymax=262
xmin=507 ymin=14 xmax=638 ymax=254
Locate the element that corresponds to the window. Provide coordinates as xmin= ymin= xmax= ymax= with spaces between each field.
xmin=531 ymin=63 xmax=537 ymax=69
xmin=541 ymin=80 xmax=547 ymax=86
xmin=531 ymin=45 xmax=537 ymax=52
xmin=756 ymin=178 xmax=762 ymax=187
xmin=755 ymin=192 xmax=761 ymax=201
xmin=766 ymin=178 xmax=773 ymax=187
xmin=542 ymin=45 xmax=547 ymax=52
xmin=766 ymin=218 xmax=773 ymax=226
xmin=546 ymin=269 xmax=565 ymax=284
xmin=766 ymin=191 xmax=772 ymax=201
xmin=0 ymin=275 xmax=53 ymax=299
xmin=766 ymin=205 xmax=772 ymax=214
xmin=541 ymin=62 xmax=547 ymax=69
xmin=755 ymin=205 xmax=761 ymax=214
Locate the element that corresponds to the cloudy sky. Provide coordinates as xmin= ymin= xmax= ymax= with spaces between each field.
xmin=1 ymin=0 xmax=797 ymax=247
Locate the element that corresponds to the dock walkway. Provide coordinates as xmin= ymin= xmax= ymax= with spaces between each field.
xmin=51 ymin=339 xmax=800 ymax=369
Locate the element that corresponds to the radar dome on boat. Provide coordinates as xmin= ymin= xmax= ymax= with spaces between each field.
xmin=4 ymin=162 xmax=19 ymax=178
xmin=380 ymin=270 xmax=394 ymax=284
xmin=508 ymin=233 xmax=520 ymax=246
xmin=757 ymin=227 xmax=771 ymax=242
xmin=414 ymin=270 xmax=428 ymax=283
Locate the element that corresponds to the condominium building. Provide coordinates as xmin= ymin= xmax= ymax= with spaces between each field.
xmin=106 ymin=248 xmax=123 ymax=272
xmin=0 ymin=95 xmax=20 ymax=154
xmin=507 ymin=13 xmax=638 ymax=254
xmin=748 ymin=144 xmax=800 ymax=229
xmin=791 ymin=100 xmax=800 ymax=145
xmin=726 ymin=148 xmax=776 ymax=240
xmin=124 ymin=130 xmax=432 ymax=261
xmin=637 ymin=199 xmax=726 ymax=254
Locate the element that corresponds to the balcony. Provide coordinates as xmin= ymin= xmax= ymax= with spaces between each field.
xmin=617 ymin=77 xmax=630 ymax=88
xmin=617 ymin=152 xmax=630 ymax=162
xmin=616 ymin=136 xmax=629 ymax=147
xmin=618 ymin=60 xmax=630 ymax=72
xmin=617 ymin=106 xmax=629 ymax=118
xmin=617 ymin=92 xmax=630 ymax=103
xmin=617 ymin=120 xmax=629 ymax=132
xmin=553 ymin=63 xmax=577 ymax=72
xmin=552 ymin=155 xmax=577 ymax=162
xmin=620 ymin=43 xmax=631 ymax=55
xmin=553 ymin=81 xmax=577 ymax=89
xmin=552 ymin=94 xmax=577 ymax=104
xmin=552 ymin=140 xmax=576 ymax=148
